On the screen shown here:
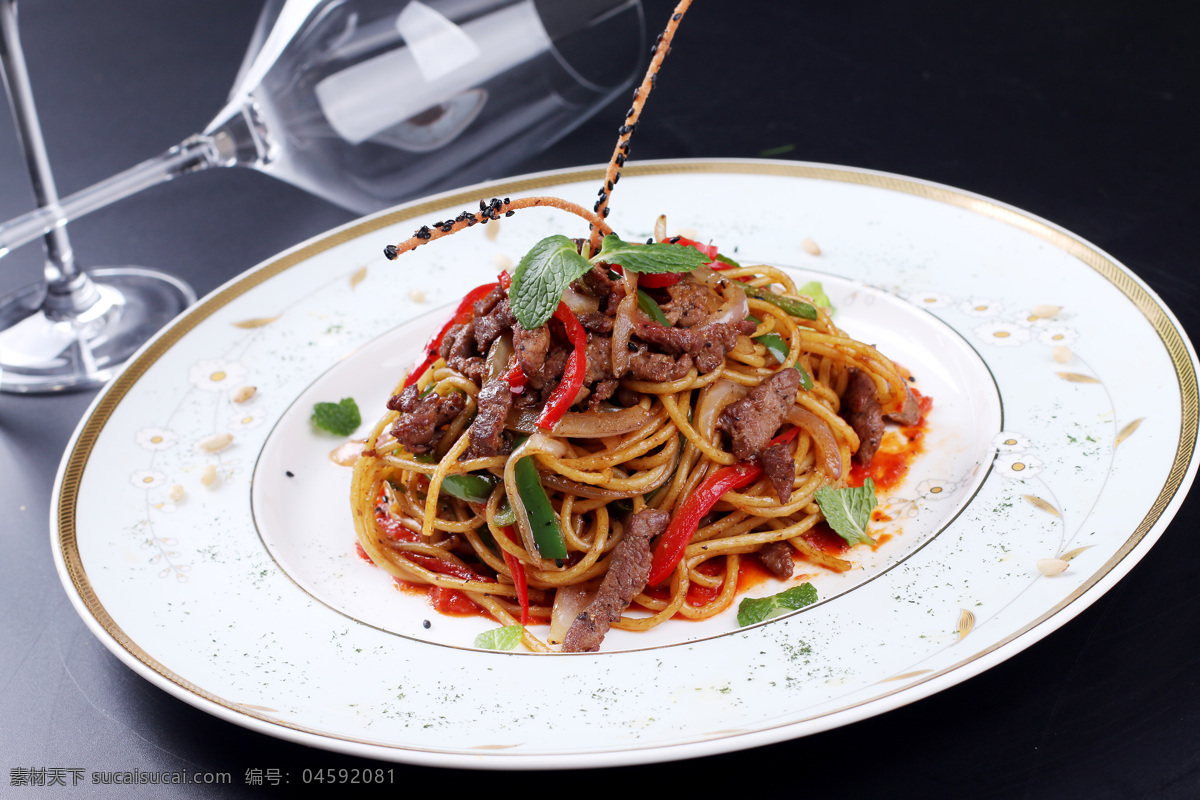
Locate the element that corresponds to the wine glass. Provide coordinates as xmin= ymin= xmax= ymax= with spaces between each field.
xmin=0 ymin=0 xmax=645 ymax=394
xmin=0 ymin=0 xmax=195 ymax=392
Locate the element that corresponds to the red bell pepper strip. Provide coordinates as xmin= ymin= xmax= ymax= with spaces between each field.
xmin=374 ymin=485 xmax=421 ymax=542
xmin=499 ymin=526 xmax=531 ymax=625
xmin=635 ymin=272 xmax=682 ymax=289
xmin=647 ymin=461 xmax=763 ymax=586
xmin=535 ymin=302 xmax=586 ymax=430
xmin=646 ymin=427 xmax=801 ymax=586
xmin=406 ymin=552 xmax=493 ymax=583
xmin=402 ymin=281 xmax=499 ymax=388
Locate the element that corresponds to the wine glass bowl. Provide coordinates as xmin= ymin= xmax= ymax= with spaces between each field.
xmin=208 ymin=0 xmax=646 ymax=212
xmin=0 ymin=0 xmax=643 ymax=392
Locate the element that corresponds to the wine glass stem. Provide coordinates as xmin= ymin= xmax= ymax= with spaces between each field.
xmin=0 ymin=0 xmax=78 ymax=287
xmin=0 ymin=0 xmax=229 ymax=280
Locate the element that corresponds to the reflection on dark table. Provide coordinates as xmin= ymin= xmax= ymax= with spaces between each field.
xmin=2 ymin=1 xmax=1197 ymax=796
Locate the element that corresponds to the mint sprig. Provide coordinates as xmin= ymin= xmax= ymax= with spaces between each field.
xmin=474 ymin=625 xmax=524 ymax=651
xmin=312 ymin=397 xmax=361 ymax=436
xmin=593 ymin=233 xmax=711 ymax=274
xmin=737 ymin=582 xmax=818 ymax=626
xmin=509 ymin=235 xmax=592 ymax=330
xmin=815 ymin=478 xmax=878 ymax=546
xmin=508 ymin=233 xmax=714 ymax=329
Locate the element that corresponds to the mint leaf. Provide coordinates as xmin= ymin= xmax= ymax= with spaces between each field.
xmin=509 ymin=235 xmax=592 ymax=329
xmin=797 ymin=280 xmax=833 ymax=312
xmin=474 ymin=625 xmax=524 ymax=651
xmin=592 ymin=234 xmax=711 ymax=274
xmin=312 ymin=397 xmax=361 ymax=436
xmin=815 ymin=479 xmax=878 ymax=546
xmin=737 ymin=582 xmax=818 ymax=626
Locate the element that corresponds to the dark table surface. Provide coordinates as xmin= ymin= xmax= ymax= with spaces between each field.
xmin=2 ymin=1 xmax=1198 ymax=796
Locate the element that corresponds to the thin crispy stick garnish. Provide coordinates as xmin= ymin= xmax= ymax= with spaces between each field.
xmin=384 ymin=196 xmax=609 ymax=261
xmin=381 ymin=1 xmax=693 ymax=262
xmin=587 ymin=0 xmax=692 ymax=252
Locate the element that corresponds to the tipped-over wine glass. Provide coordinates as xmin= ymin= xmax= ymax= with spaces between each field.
xmin=0 ymin=0 xmax=644 ymax=392
xmin=0 ymin=0 xmax=195 ymax=392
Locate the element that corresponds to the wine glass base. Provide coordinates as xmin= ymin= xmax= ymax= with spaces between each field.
xmin=0 ymin=267 xmax=195 ymax=393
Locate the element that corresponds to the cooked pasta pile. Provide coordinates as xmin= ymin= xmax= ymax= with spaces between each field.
xmin=350 ymin=0 xmax=922 ymax=652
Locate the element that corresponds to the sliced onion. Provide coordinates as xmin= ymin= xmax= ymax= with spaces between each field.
xmin=689 ymin=267 xmax=750 ymax=327
xmin=561 ymin=285 xmax=600 ymax=316
xmin=548 ymin=583 xmax=596 ymax=645
xmin=485 ymin=334 xmax=514 ymax=381
xmin=611 ymin=290 xmax=637 ymax=377
xmin=694 ymin=379 xmax=747 ymax=443
xmin=508 ymin=400 xmax=654 ymax=439
xmin=554 ymin=402 xmax=653 ymax=438
xmin=653 ymin=214 xmax=667 ymax=243
xmin=787 ymin=406 xmax=843 ymax=479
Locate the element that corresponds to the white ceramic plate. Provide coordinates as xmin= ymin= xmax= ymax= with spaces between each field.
xmin=53 ymin=160 xmax=1199 ymax=769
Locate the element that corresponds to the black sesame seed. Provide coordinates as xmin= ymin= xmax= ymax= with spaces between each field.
xmin=672 ymin=12 xmax=682 ymax=20
xmin=286 ymin=470 xmax=295 ymax=477
xmin=602 ymin=207 xmax=610 ymax=218
xmin=616 ymin=153 xmax=626 ymax=167
xmin=422 ymin=620 xmax=431 ymax=629
xmin=618 ymin=125 xmax=631 ymax=136
xmin=383 ymin=244 xmax=398 ymax=260
xmin=646 ymin=238 xmax=654 ymax=244
xmin=505 ymin=210 xmax=514 ymax=217
xmin=555 ymin=559 xmax=565 ymax=568
xmin=612 ymin=172 xmax=620 ymax=184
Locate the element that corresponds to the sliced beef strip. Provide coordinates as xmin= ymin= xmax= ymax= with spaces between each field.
xmin=759 ymin=442 xmax=796 ymax=504
xmin=718 ymin=368 xmax=802 ymax=460
xmin=473 ymin=283 xmax=505 ymax=317
xmin=561 ymin=508 xmax=669 ymax=653
xmin=525 ymin=343 xmax=569 ymax=393
xmin=513 ymin=321 xmax=550 ymax=377
xmin=588 ymin=380 xmax=619 ymax=409
xmin=628 ymin=345 xmax=693 ymax=382
xmin=887 ymin=384 xmax=922 ymax=426
xmin=579 ymin=266 xmax=627 ymax=313
xmin=389 ymin=391 xmax=466 ymax=455
xmin=843 ymin=368 xmax=884 ymax=466
xmin=438 ymin=320 xmax=486 ymax=384
xmin=660 ymin=281 xmax=717 ymax=328
xmin=473 ymin=297 xmax=516 ymax=353
xmin=579 ymin=312 xmax=614 ymax=334
xmin=634 ymin=317 xmax=757 ymax=374
xmin=465 ymin=376 xmax=512 ymax=459
xmin=585 ymin=334 xmax=614 ymax=384
xmin=386 ymin=383 xmax=421 ymax=413
xmin=757 ymin=540 xmax=795 ymax=580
